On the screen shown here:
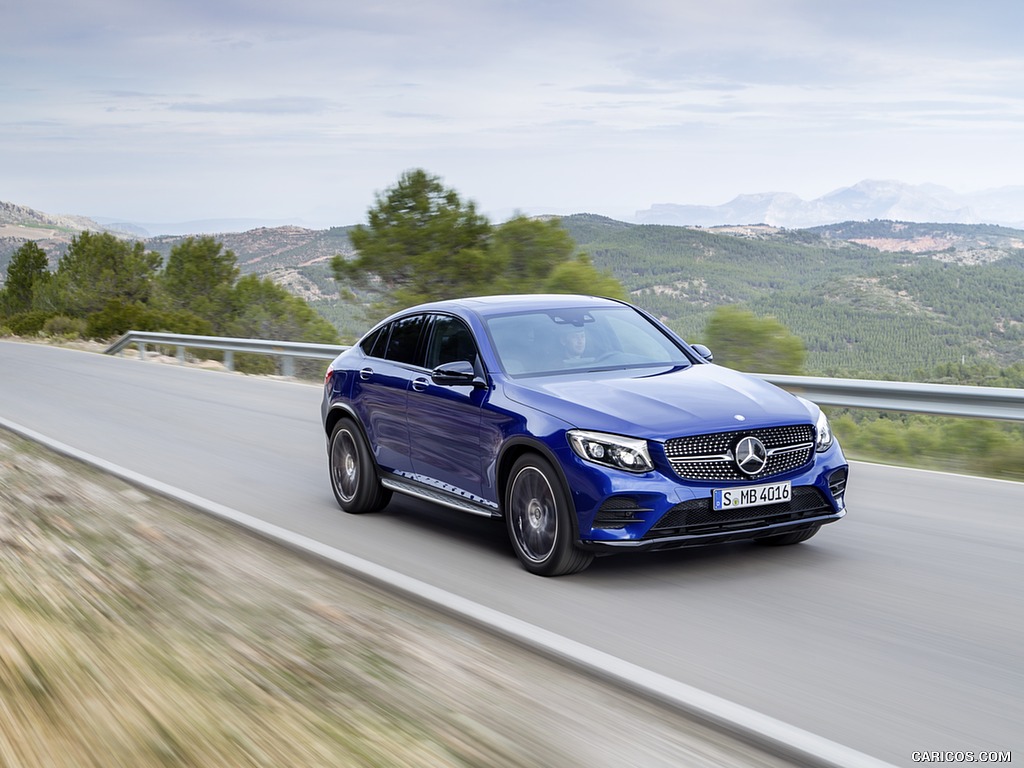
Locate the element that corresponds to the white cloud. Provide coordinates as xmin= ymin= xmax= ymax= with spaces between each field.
xmin=2 ymin=0 xmax=1023 ymax=225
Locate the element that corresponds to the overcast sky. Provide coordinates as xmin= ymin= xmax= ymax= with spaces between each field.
xmin=3 ymin=0 xmax=1022 ymax=229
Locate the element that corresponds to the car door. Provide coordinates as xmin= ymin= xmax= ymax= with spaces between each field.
xmin=406 ymin=314 xmax=491 ymax=505
xmin=349 ymin=313 xmax=427 ymax=474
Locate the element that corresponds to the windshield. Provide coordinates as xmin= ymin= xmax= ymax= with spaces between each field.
xmin=484 ymin=305 xmax=692 ymax=376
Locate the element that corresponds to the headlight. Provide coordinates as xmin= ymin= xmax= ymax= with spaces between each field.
xmin=567 ymin=430 xmax=653 ymax=473
xmin=815 ymin=410 xmax=834 ymax=452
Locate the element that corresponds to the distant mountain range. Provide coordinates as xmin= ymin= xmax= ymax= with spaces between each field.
xmin=635 ymin=180 xmax=1024 ymax=229
xmin=5 ymin=179 xmax=1024 ymax=242
xmin=89 ymin=216 xmax=323 ymax=238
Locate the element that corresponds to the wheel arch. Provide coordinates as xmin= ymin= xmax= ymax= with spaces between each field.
xmin=496 ymin=436 xmax=582 ymax=541
xmin=325 ymin=405 xmax=381 ymax=476
xmin=326 ymin=406 xmax=391 ymax=513
xmin=325 ymin=402 xmax=359 ymax=440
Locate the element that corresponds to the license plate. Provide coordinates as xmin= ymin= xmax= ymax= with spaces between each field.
xmin=712 ymin=481 xmax=791 ymax=511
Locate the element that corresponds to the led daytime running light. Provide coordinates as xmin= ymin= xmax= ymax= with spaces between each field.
xmin=815 ymin=411 xmax=834 ymax=452
xmin=568 ymin=430 xmax=653 ymax=473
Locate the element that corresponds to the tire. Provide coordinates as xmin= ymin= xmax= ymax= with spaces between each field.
xmin=328 ymin=418 xmax=391 ymax=514
xmin=754 ymin=524 xmax=821 ymax=546
xmin=505 ymin=454 xmax=593 ymax=576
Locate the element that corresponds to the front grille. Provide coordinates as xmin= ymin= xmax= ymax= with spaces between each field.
xmin=664 ymin=424 xmax=814 ymax=481
xmin=645 ymin=487 xmax=831 ymax=538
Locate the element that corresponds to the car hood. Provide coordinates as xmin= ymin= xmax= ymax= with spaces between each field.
xmin=503 ymin=364 xmax=814 ymax=440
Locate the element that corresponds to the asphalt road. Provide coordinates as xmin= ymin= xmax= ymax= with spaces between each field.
xmin=2 ymin=340 xmax=1021 ymax=767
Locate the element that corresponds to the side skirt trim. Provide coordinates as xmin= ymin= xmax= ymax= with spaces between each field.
xmin=381 ymin=475 xmax=500 ymax=518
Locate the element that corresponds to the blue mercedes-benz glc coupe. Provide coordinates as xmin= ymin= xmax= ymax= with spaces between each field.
xmin=321 ymin=294 xmax=848 ymax=576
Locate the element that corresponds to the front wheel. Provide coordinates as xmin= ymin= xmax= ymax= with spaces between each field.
xmin=328 ymin=418 xmax=391 ymax=514
xmin=505 ymin=455 xmax=593 ymax=576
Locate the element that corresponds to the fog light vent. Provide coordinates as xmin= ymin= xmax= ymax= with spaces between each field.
xmin=828 ymin=468 xmax=848 ymax=499
xmin=594 ymin=497 xmax=650 ymax=529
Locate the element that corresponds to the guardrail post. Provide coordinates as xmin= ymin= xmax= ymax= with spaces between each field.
xmin=224 ymin=351 xmax=234 ymax=371
xmin=281 ymin=356 xmax=295 ymax=378
xmin=137 ymin=342 xmax=146 ymax=360
xmin=177 ymin=346 xmax=186 ymax=364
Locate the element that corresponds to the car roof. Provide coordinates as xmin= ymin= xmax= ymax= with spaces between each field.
xmin=408 ymin=294 xmax=626 ymax=318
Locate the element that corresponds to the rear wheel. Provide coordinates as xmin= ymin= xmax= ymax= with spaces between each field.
xmin=505 ymin=454 xmax=593 ymax=576
xmin=328 ymin=418 xmax=391 ymax=513
xmin=754 ymin=524 xmax=820 ymax=546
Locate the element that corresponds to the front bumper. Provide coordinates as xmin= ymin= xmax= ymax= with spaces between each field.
xmin=563 ymin=441 xmax=849 ymax=552
xmin=579 ymin=508 xmax=845 ymax=552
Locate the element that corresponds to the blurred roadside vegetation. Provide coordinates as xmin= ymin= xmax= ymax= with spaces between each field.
xmin=0 ymin=234 xmax=339 ymax=375
xmin=2 ymin=168 xmax=1021 ymax=481
xmin=0 ymin=431 xmax=596 ymax=767
xmin=828 ymin=409 xmax=1024 ymax=481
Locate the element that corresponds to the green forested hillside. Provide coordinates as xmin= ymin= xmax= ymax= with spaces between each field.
xmin=560 ymin=215 xmax=1024 ymax=379
xmin=6 ymin=210 xmax=1023 ymax=381
xmin=144 ymin=226 xmax=357 ymax=276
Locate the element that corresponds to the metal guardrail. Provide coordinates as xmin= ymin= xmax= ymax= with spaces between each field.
xmin=105 ymin=331 xmax=347 ymax=377
xmin=754 ymin=373 xmax=1024 ymax=423
xmin=105 ymin=331 xmax=1024 ymax=422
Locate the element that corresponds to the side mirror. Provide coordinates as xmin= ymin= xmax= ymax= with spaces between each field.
xmin=431 ymin=360 xmax=485 ymax=387
xmin=691 ymin=344 xmax=714 ymax=363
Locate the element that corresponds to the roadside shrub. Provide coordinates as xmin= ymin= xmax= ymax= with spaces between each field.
xmin=85 ymin=301 xmax=150 ymax=339
xmin=43 ymin=315 xmax=88 ymax=339
xmin=975 ymin=439 xmax=1024 ymax=480
xmin=5 ymin=310 xmax=55 ymax=336
xmin=160 ymin=310 xmax=214 ymax=337
xmin=85 ymin=300 xmax=213 ymax=340
xmin=234 ymin=352 xmax=277 ymax=376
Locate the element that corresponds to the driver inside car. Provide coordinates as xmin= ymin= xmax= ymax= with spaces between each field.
xmin=560 ymin=326 xmax=588 ymax=362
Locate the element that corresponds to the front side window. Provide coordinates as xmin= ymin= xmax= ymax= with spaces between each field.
xmin=424 ymin=315 xmax=478 ymax=370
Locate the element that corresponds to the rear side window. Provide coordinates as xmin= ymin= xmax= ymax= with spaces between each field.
xmin=384 ymin=314 xmax=427 ymax=366
xmin=360 ymin=325 xmax=389 ymax=358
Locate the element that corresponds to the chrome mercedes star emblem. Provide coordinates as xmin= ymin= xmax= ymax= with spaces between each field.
xmin=734 ymin=436 xmax=768 ymax=475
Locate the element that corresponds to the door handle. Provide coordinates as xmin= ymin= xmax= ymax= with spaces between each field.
xmin=412 ymin=377 xmax=429 ymax=392
xmin=359 ymin=367 xmax=373 ymax=380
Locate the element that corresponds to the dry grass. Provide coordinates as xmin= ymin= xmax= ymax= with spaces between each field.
xmin=0 ymin=428 xmax=789 ymax=768
xmin=0 ymin=431 xmax=578 ymax=767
